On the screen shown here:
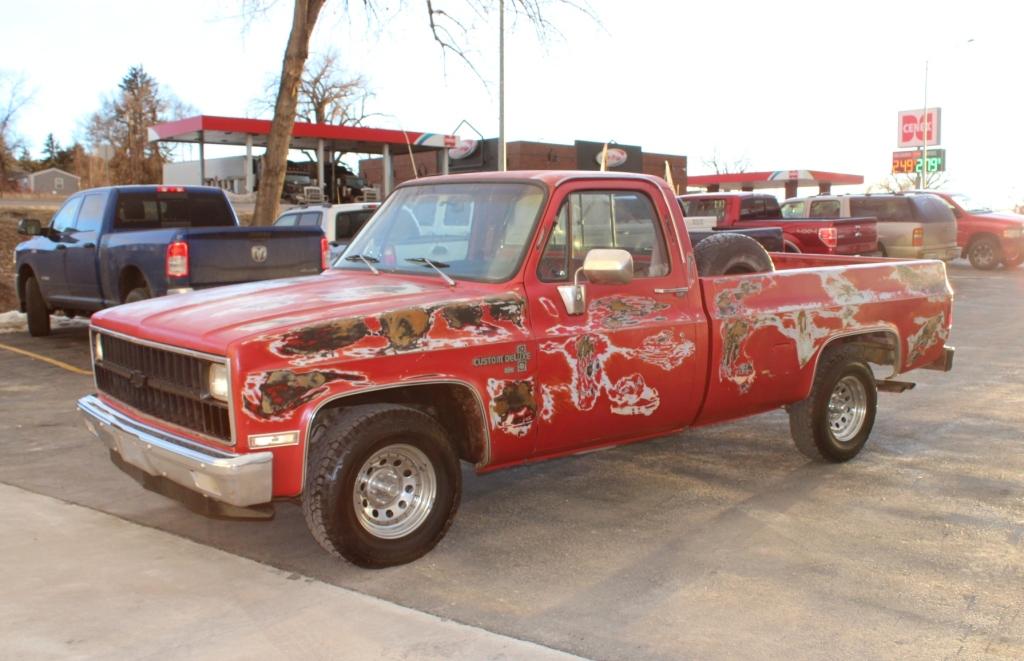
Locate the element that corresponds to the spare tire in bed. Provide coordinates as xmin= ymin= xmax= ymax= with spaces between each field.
xmin=694 ymin=232 xmax=776 ymax=276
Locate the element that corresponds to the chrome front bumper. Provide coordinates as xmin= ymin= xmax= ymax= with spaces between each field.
xmin=78 ymin=395 xmax=272 ymax=507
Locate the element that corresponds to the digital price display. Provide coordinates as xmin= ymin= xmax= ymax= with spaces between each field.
xmin=892 ymin=149 xmax=946 ymax=174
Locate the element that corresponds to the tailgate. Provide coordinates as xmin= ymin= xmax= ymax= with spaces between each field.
xmin=834 ymin=217 xmax=878 ymax=254
xmin=185 ymin=227 xmax=324 ymax=287
xmin=921 ymin=218 xmax=957 ymax=251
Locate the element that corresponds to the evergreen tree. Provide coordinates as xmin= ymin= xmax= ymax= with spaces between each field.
xmin=42 ymin=133 xmax=60 ymax=167
xmin=86 ymin=65 xmax=189 ymax=184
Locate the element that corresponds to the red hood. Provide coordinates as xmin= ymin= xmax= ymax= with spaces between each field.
xmin=92 ymin=271 xmax=511 ymax=355
xmin=975 ymin=211 xmax=1024 ymax=225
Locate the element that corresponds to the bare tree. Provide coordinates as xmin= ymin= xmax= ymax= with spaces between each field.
xmin=256 ymin=50 xmax=375 ymax=126
xmin=248 ymin=0 xmax=592 ymax=226
xmin=869 ymin=170 xmax=949 ymax=193
xmin=251 ymin=0 xmax=326 ymax=227
xmin=0 ymin=72 xmax=33 ymax=194
xmin=702 ymin=148 xmax=749 ymax=175
xmin=86 ymin=66 xmax=191 ymax=184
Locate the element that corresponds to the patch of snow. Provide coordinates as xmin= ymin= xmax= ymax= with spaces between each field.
xmin=0 ymin=310 xmax=90 ymax=334
xmin=0 ymin=311 xmax=27 ymax=333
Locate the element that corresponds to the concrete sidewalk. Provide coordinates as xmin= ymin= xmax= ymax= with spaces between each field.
xmin=0 ymin=483 xmax=582 ymax=660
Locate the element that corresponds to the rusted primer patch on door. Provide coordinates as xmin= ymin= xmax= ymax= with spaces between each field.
xmin=487 ymin=378 xmax=537 ymax=437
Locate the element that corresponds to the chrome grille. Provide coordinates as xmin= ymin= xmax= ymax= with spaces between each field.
xmin=93 ymin=332 xmax=232 ymax=444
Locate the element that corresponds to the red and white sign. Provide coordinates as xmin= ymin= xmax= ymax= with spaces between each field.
xmin=898 ymin=108 xmax=942 ymax=148
xmin=447 ymin=138 xmax=479 ymax=160
xmin=595 ymin=147 xmax=628 ymax=168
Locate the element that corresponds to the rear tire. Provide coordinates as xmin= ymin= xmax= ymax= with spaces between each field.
xmin=967 ymin=236 xmax=1001 ymax=270
xmin=124 ymin=286 xmax=151 ymax=303
xmin=787 ymin=345 xmax=877 ymax=462
xmin=302 ymin=404 xmax=461 ymax=568
xmin=695 ymin=233 xmax=775 ymax=276
xmin=25 ymin=276 xmax=51 ymax=337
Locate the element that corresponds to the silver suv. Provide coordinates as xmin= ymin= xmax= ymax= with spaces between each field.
xmin=781 ymin=193 xmax=958 ymax=260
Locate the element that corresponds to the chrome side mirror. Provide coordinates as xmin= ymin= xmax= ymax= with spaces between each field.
xmin=557 ymin=249 xmax=634 ymax=315
xmin=582 ymin=248 xmax=634 ymax=285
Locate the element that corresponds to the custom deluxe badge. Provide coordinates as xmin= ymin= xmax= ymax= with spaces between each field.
xmin=473 ymin=344 xmax=530 ymax=374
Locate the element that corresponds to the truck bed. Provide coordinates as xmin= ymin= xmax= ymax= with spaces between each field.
xmin=695 ymin=254 xmax=952 ymax=425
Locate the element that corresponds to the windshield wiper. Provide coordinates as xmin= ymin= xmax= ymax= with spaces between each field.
xmin=344 ymin=254 xmax=380 ymax=275
xmin=405 ymin=257 xmax=456 ymax=287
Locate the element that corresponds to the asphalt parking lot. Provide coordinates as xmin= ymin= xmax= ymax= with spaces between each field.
xmin=1 ymin=260 xmax=1022 ymax=660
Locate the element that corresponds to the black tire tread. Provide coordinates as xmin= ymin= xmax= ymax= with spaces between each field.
xmin=124 ymin=286 xmax=151 ymax=303
xmin=25 ymin=275 xmax=51 ymax=337
xmin=302 ymin=403 xmax=461 ymax=568
xmin=788 ymin=345 xmax=876 ymax=462
xmin=695 ymin=232 xmax=775 ymax=277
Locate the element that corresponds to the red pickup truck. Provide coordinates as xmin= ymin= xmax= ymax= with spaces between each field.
xmin=79 ymin=171 xmax=954 ymax=567
xmin=680 ymin=192 xmax=878 ymax=255
xmin=916 ymin=191 xmax=1024 ymax=270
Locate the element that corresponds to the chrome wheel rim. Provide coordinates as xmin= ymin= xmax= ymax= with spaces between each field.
xmin=828 ymin=376 xmax=868 ymax=443
xmin=973 ymin=242 xmax=996 ymax=267
xmin=353 ymin=443 xmax=436 ymax=539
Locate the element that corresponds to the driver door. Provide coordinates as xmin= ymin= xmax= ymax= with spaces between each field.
xmin=524 ymin=182 xmax=708 ymax=457
xmin=34 ymin=195 xmax=83 ymax=306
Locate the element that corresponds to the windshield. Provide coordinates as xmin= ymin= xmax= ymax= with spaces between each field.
xmin=950 ymin=193 xmax=992 ymax=214
xmin=338 ymin=182 xmax=546 ymax=282
xmin=680 ymin=198 xmax=726 ymax=222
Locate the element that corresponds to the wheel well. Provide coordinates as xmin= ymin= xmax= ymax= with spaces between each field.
xmin=783 ymin=240 xmax=801 ymax=253
xmin=821 ymin=330 xmax=899 ymax=371
xmin=119 ymin=267 xmax=148 ymax=302
xmin=966 ymin=232 xmax=1000 ymax=250
xmin=311 ymin=383 xmax=488 ymax=465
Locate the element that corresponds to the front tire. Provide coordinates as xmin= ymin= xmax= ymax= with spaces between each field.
xmin=967 ymin=236 xmax=1001 ymax=270
xmin=787 ymin=345 xmax=877 ymax=462
xmin=25 ymin=276 xmax=51 ymax=337
xmin=302 ymin=404 xmax=461 ymax=568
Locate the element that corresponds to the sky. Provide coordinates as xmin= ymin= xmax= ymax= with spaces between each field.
xmin=3 ymin=0 xmax=1023 ymax=208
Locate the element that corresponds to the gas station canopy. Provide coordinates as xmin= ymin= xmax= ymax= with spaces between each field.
xmin=148 ymin=115 xmax=457 ymax=153
xmin=148 ymin=115 xmax=458 ymax=195
xmin=688 ymin=170 xmax=863 ymax=197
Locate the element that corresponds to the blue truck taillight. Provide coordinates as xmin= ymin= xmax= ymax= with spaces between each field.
xmin=166 ymin=241 xmax=189 ymax=278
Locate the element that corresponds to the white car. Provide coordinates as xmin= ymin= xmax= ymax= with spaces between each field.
xmin=273 ymin=203 xmax=381 ymax=262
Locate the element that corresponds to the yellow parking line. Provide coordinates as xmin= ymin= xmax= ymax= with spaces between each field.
xmin=0 ymin=342 xmax=92 ymax=376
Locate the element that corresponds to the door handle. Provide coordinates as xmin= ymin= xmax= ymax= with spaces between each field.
xmin=654 ymin=286 xmax=689 ymax=296
xmin=55 ymin=244 xmax=66 ymax=250
xmin=82 ymin=242 xmax=95 ymax=248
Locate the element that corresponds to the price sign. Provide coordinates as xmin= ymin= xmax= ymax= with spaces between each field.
xmin=892 ymin=149 xmax=946 ymax=174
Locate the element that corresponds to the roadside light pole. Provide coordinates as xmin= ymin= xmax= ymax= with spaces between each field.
xmin=919 ymin=60 xmax=929 ymax=189
xmin=498 ymin=0 xmax=506 ymax=171
xmin=918 ymin=38 xmax=974 ymax=189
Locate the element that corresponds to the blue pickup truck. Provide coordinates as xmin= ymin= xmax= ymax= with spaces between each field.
xmin=15 ymin=185 xmax=327 ymax=336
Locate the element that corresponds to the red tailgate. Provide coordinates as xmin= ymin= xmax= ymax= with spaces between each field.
xmin=834 ymin=218 xmax=878 ymax=255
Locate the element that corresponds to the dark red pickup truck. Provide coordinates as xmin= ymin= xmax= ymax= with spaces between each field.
xmin=79 ymin=171 xmax=953 ymax=568
xmin=679 ymin=192 xmax=878 ymax=255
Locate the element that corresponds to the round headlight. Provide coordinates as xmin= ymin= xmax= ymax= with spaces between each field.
xmin=93 ymin=333 xmax=104 ymax=362
xmin=208 ymin=364 xmax=229 ymax=402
